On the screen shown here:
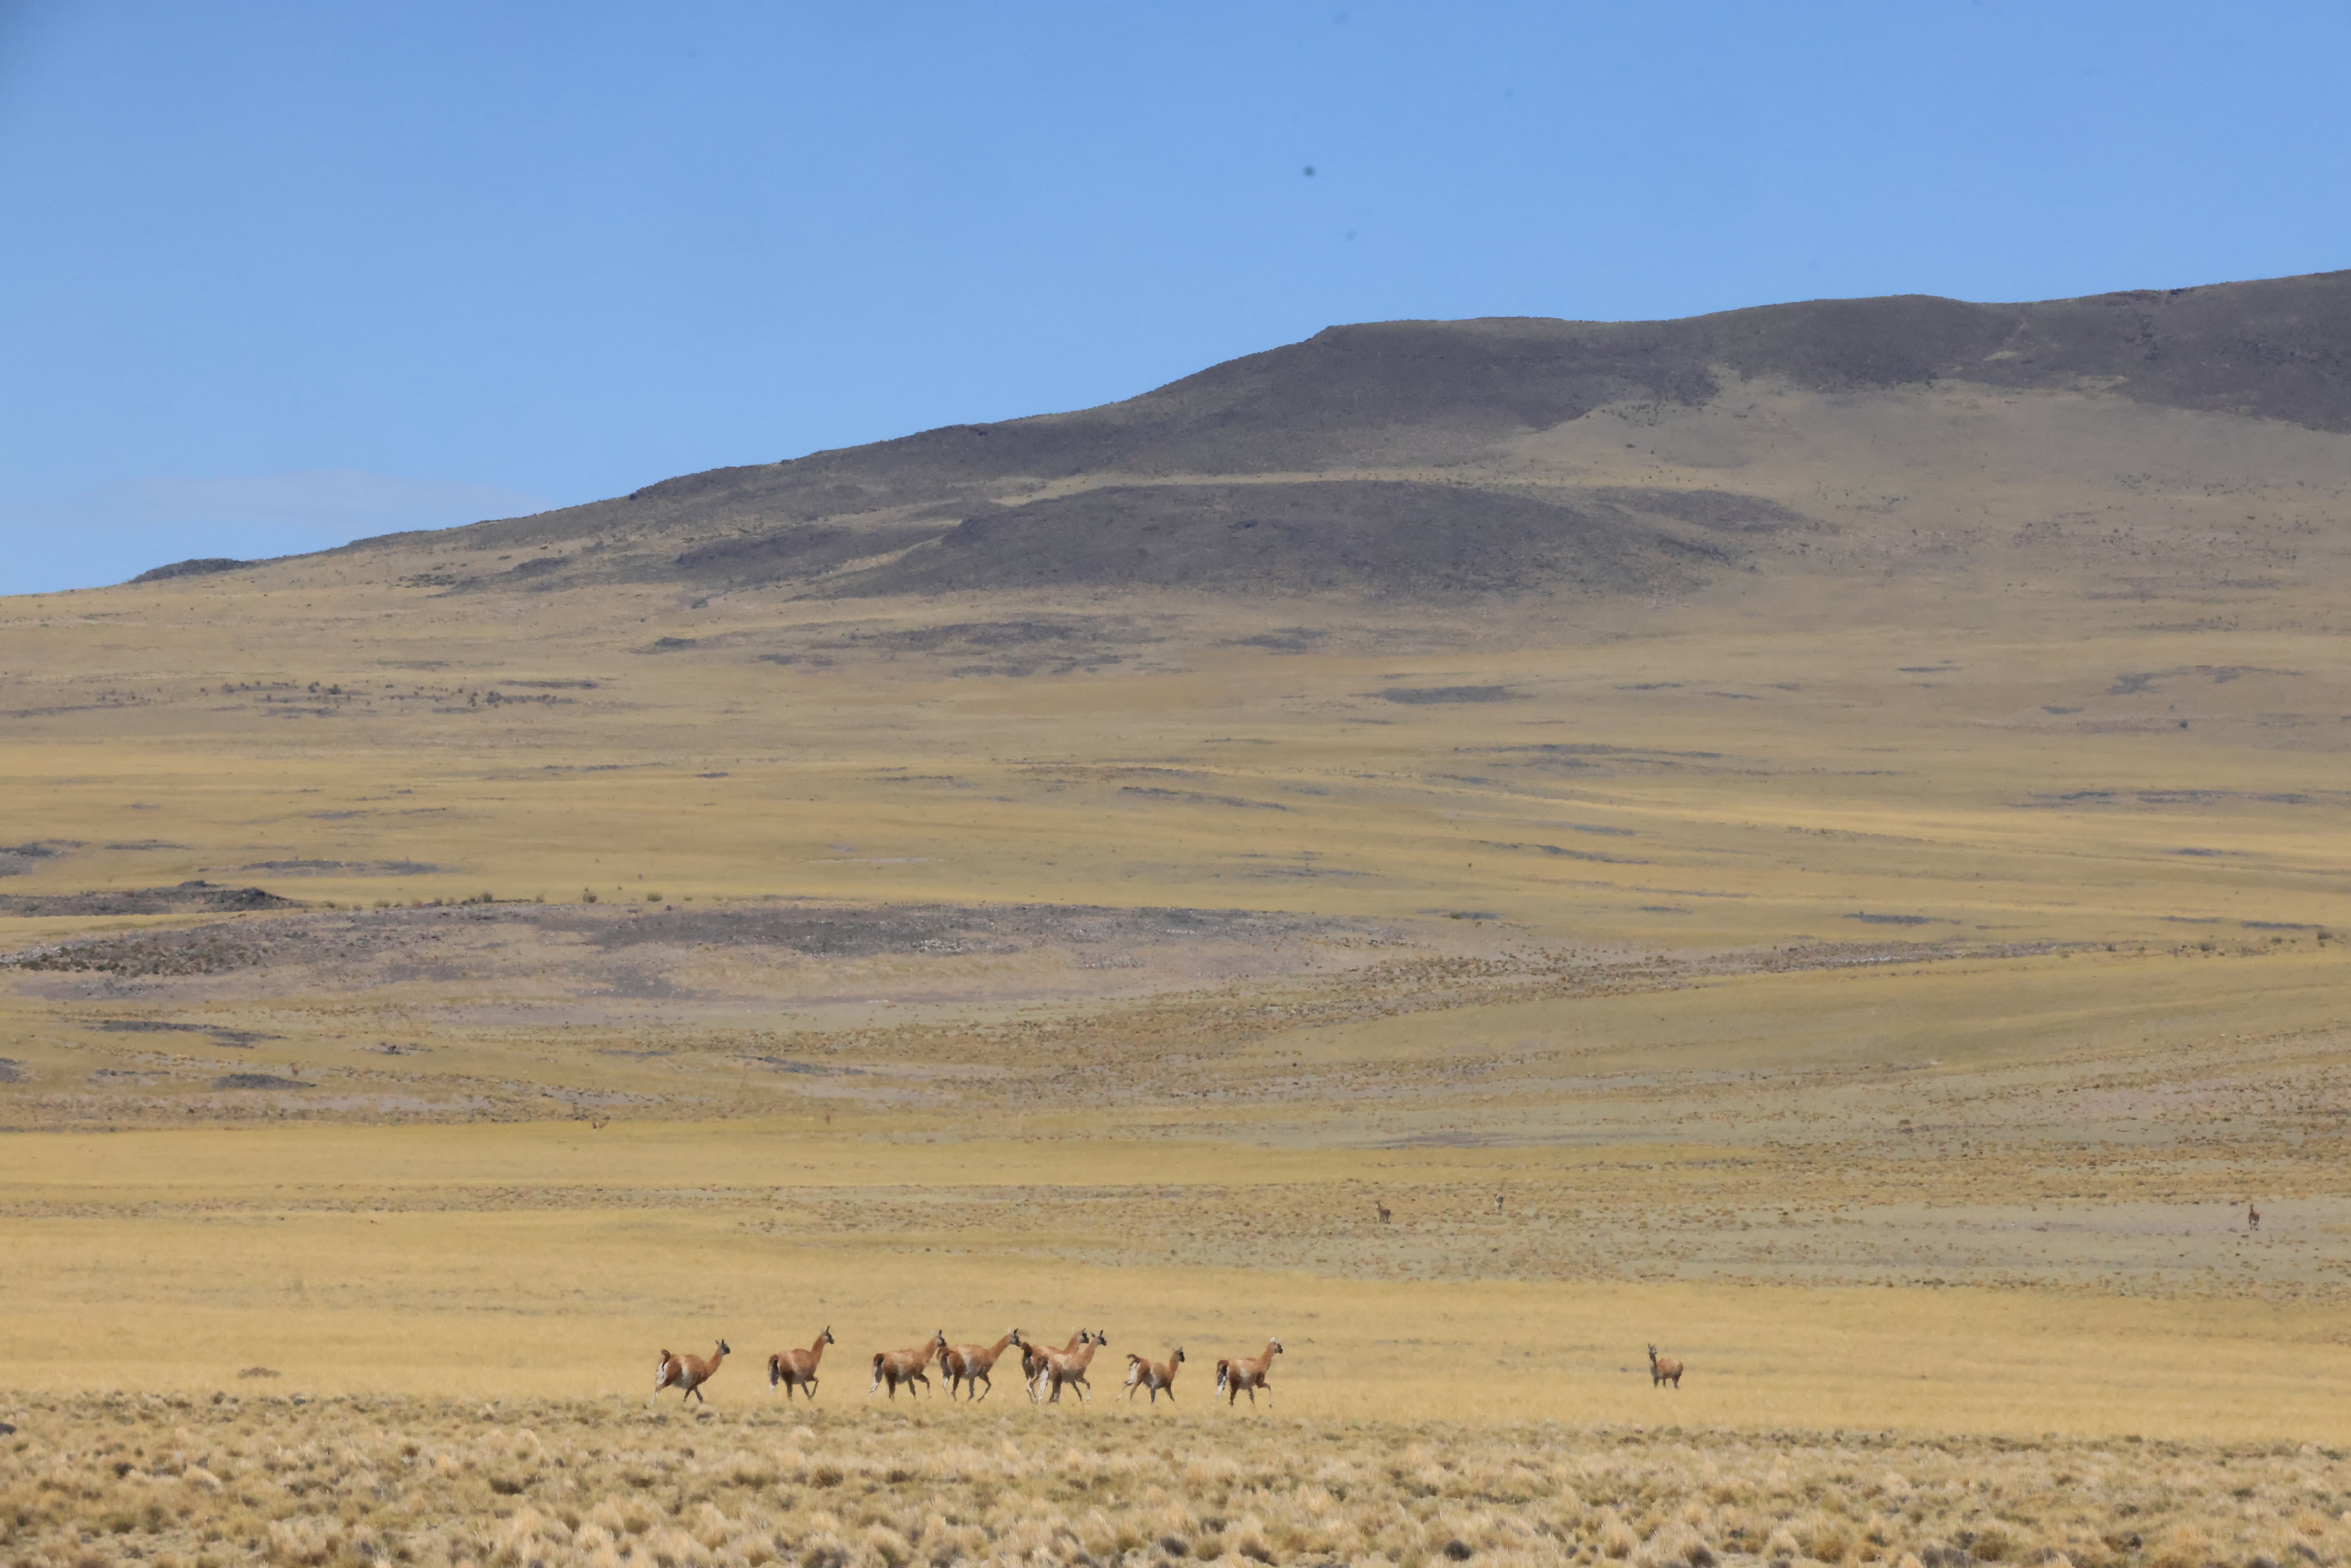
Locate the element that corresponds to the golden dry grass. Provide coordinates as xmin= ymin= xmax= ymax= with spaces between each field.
xmin=7 ymin=1392 xmax=2351 ymax=1568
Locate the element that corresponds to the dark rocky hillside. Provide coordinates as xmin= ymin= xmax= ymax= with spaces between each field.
xmin=285 ymin=269 xmax=2351 ymax=599
xmin=832 ymin=481 xmax=1815 ymax=599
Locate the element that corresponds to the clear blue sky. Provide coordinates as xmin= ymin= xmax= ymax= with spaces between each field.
xmin=3 ymin=1 xmax=2346 ymax=593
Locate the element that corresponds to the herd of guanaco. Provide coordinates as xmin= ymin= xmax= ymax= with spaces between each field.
xmin=659 ymin=1331 xmax=1694 ymax=1406
xmin=651 ymin=1328 xmax=1293 ymax=1408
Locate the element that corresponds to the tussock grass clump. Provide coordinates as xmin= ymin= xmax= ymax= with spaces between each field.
xmin=0 ymin=1394 xmax=2345 ymax=1568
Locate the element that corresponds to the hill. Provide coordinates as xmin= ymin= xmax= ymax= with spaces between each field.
xmin=215 ymin=268 xmax=2351 ymax=601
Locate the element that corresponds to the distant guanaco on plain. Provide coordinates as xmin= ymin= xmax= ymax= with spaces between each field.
xmin=869 ymin=1332 xmax=943 ymax=1399
xmin=1219 ymin=1339 xmax=1283 ymax=1405
xmin=1123 ymin=1346 xmax=1184 ymax=1403
xmin=653 ymin=1340 xmax=729 ymax=1404
xmin=940 ymin=1328 xmax=1023 ymax=1401
xmin=1374 ymin=1198 xmax=1391 ymax=1223
xmin=2248 ymin=1203 xmax=2262 ymax=1231
xmin=766 ymin=1325 xmax=834 ymax=1401
xmin=1648 ymin=1344 xmax=1684 ymax=1388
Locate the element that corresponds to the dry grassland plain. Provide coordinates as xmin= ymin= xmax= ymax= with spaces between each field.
xmin=2 ymin=374 xmax=2350 ymax=1565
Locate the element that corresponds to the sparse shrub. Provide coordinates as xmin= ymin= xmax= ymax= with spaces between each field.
xmin=0 ymin=1395 xmax=2334 ymax=1568
xmin=646 ymin=892 xmax=662 ymax=903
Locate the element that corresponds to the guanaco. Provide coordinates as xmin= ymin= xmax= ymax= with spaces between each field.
xmin=1648 ymin=1344 xmax=1684 ymax=1388
xmin=1031 ymin=1329 xmax=1105 ymax=1404
xmin=2249 ymin=1203 xmax=2262 ymax=1231
xmin=870 ymin=1332 xmax=943 ymax=1399
xmin=1221 ymin=1339 xmax=1283 ymax=1406
xmin=1020 ymin=1329 xmax=1085 ymax=1387
xmin=941 ymin=1328 xmax=1023 ymax=1401
xmin=766 ymin=1325 xmax=834 ymax=1401
xmin=1123 ymin=1346 xmax=1184 ymax=1404
xmin=1375 ymin=1198 xmax=1391 ymax=1224
xmin=653 ymin=1340 xmax=729 ymax=1404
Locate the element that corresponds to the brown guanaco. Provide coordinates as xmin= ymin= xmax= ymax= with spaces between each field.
xmin=1220 ymin=1339 xmax=1283 ymax=1405
xmin=653 ymin=1340 xmax=728 ymax=1404
xmin=1123 ymin=1346 xmax=1184 ymax=1404
xmin=766 ymin=1326 xmax=834 ymax=1401
xmin=869 ymin=1332 xmax=943 ymax=1399
xmin=940 ymin=1328 xmax=1022 ymax=1401
xmin=1031 ymin=1329 xmax=1105 ymax=1404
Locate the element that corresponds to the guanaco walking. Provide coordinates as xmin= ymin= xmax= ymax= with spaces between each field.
xmin=940 ymin=1329 xmax=1023 ymax=1401
xmin=1021 ymin=1329 xmax=1085 ymax=1387
xmin=653 ymin=1340 xmax=729 ymax=1404
xmin=1647 ymin=1344 xmax=1684 ymax=1388
xmin=767 ymin=1326 xmax=834 ymax=1401
xmin=1123 ymin=1346 xmax=1184 ymax=1404
xmin=870 ymin=1332 xmax=943 ymax=1399
xmin=1031 ymin=1329 xmax=1104 ymax=1404
xmin=1220 ymin=1339 xmax=1282 ymax=1405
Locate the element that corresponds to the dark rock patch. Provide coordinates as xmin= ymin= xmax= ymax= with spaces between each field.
xmin=0 ymin=881 xmax=299 ymax=917
xmin=129 ymin=557 xmax=250 ymax=583
xmin=239 ymin=859 xmax=446 ymax=876
xmin=92 ymin=1020 xmax=277 ymax=1048
xmin=0 ymin=842 xmax=77 ymax=877
xmin=1120 ymin=787 xmax=1286 ymax=810
xmin=1226 ymin=627 xmax=1328 ymax=653
xmin=834 ymin=481 xmax=1744 ymax=599
xmin=1379 ymin=686 xmax=1522 ymax=704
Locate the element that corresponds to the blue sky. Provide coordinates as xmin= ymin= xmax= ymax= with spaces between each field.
xmin=3 ymin=1 xmax=2346 ymax=594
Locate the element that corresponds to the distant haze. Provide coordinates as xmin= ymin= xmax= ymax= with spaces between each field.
xmin=0 ymin=472 xmax=555 ymax=595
